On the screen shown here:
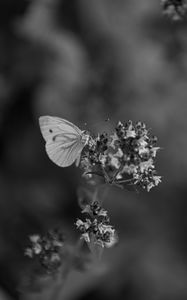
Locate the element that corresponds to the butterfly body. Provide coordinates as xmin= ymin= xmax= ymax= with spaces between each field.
xmin=39 ymin=116 xmax=89 ymax=167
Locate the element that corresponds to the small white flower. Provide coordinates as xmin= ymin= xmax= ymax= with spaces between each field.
xmin=147 ymin=182 xmax=155 ymax=192
xmin=110 ymin=133 xmax=119 ymax=149
xmin=104 ymin=232 xmax=118 ymax=248
xmin=115 ymin=148 xmax=123 ymax=158
xmin=98 ymin=208 xmax=108 ymax=217
xmin=138 ymin=137 xmax=148 ymax=148
xmin=122 ymin=164 xmax=138 ymax=175
xmin=99 ymin=154 xmax=107 ymax=166
xmin=139 ymin=158 xmax=153 ymax=173
xmin=98 ymin=223 xmax=113 ymax=234
xmin=125 ymin=130 xmax=136 ymax=138
xmin=151 ymin=147 xmax=160 ymax=157
xmin=76 ymin=219 xmax=84 ymax=228
xmin=82 ymin=233 xmax=90 ymax=243
xmin=33 ymin=243 xmax=42 ymax=255
xmin=76 ymin=219 xmax=91 ymax=230
xmin=153 ymin=175 xmax=162 ymax=186
xmin=30 ymin=235 xmax=40 ymax=243
xmin=138 ymin=147 xmax=149 ymax=156
xmin=109 ymin=154 xmax=120 ymax=169
xmin=24 ymin=248 xmax=33 ymax=258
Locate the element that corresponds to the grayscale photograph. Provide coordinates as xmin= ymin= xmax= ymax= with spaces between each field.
xmin=0 ymin=1 xmax=186 ymax=299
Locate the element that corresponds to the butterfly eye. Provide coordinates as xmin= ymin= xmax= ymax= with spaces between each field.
xmin=49 ymin=129 xmax=53 ymax=133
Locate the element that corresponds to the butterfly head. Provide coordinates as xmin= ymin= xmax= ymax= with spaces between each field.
xmin=81 ymin=131 xmax=91 ymax=146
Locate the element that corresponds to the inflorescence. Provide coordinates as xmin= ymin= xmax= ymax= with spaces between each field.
xmin=76 ymin=200 xmax=118 ymax=249
xmin=23 ymin=117 xmax=162 ymax=281
xmin=25 ymin=229 xmax=64 ymax=274
xmin=80 ymin=120 xmax=161 ymax=192
xmin=161 ymin=0 xmax=187 ymax=20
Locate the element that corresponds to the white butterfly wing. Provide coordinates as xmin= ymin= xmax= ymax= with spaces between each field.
xmin=46 ymin=137 xmax=83 ymax=167
xmin=39 ymin=116 xmax=84 ymax=167
xmin=39 ymin=116 xmax=82 ymax=142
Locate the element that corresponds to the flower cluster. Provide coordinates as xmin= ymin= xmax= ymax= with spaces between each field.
xmin=80 ymin=121 xmax=161 ymax=192
xmin=25 ymin=229 xmax=64 ymax=274
xmin=76 ymin=200 xmax=117 ymax=249
xmin=161 ymin=0 xmax=187 ymax=20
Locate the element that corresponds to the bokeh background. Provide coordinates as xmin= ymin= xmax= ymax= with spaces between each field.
xmin=0 ymin=0 xmax=187 ymax=299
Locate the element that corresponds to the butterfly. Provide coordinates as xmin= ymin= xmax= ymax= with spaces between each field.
xmin=39 ymin=116 xmax=89 ymax=167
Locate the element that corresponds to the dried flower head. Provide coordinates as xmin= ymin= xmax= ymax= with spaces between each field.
xmin=161 ymin=0 xmax=187 ymax=20
xmin=25 ymin=229 xmax=64 ymax=274
xmin=80 ymin=121 xmax=161 ymax=192
xmin=76 ymin=200 xmax=118 ymax=249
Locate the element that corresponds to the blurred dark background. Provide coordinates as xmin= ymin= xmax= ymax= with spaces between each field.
xmin=0 ymin=0 xmax=187 ymax=299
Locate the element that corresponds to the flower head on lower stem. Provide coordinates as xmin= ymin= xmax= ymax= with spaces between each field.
xmin=161 ymin=0 xmax=187 ymax=20
xmin=76 ymin=200 xmax=118 ymax=249
xmin=25 ymin=228 xmax=64 ymax=274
